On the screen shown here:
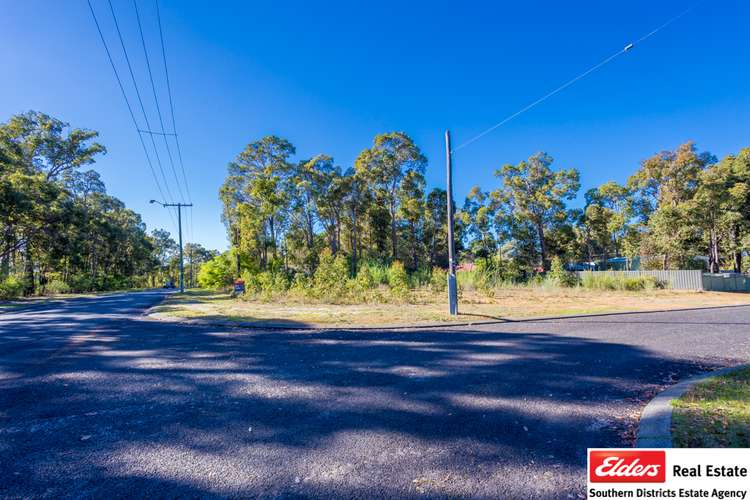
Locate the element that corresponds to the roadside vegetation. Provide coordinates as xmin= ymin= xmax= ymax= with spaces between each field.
xmin=0 ymin=112 xmax=218 ymax=299
xmin=202 ymin=134 xmax=750 ymax=303
xmin=174 ymin=132 xmax=750 ymax=324
xmin=169 ymin=252 xmax=749 ymax=327
xmin=672 ymin=367 xmax=750 ymax=447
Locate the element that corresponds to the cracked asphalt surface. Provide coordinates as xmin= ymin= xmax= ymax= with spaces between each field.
xmin=1 ymin=290 xmax=749 ymax=499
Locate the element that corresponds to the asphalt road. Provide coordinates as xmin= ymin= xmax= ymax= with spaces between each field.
xmin=1 ymin=291 xmax=749 ymax=499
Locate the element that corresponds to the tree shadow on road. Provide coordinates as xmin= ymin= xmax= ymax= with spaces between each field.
xmin=0 ymin=299 xmax=738 ymax=498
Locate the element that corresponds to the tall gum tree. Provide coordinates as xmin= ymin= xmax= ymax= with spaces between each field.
xmin=222 ymin=136 xmax=295 ymax=270
xmin=628 ymin=142 xmax=715 ymax=269
xmin=354 ymin=132 xmax=426 ymax=260
xmin=491 ymin=152 xmax=580 ymax=270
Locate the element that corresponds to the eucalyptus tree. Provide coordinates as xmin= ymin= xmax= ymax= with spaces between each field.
xmin=316 ymin=162 xmax=347 ymax=255
xmin=0 ymin=112 xmax=104 ymax=293
xmin=628 ymin=141 xmax=715 ymax=219
xmin=339 ymin=168 xmax=369 ymax=272
xmin=688 ymin=150 xmax=750 ymax=272
xmin=491 ymin=152 xmax=580 ymax=270
xmin=222 ymin=136 xmax=295 ymax=269
xmin=355 ymin=132 xmax=426 ymax=260
xmin=628 ymin=142 xmax=715 ymax=269
xmin=423 ymin=188 xmax=448 ymax=269
xmin=397 ymin=169 xmax=426 ymax=270
xmin=581 ymin=181 xmax=632 ymax=262
xmin=461 ymin=186 xmax=497 ymax=261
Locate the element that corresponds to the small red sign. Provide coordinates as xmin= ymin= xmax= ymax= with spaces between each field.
xmin=589 ymin=450 xmax=666 ymax=483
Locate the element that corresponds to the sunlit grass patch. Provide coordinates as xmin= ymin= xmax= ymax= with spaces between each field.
xmin=151 ymin=288 xmax=750 ymax=328
xmin=672 ymin=367 xmax=750 ymax=447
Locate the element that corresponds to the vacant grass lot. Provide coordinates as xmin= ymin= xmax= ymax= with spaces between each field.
xmin=672 ymin=367 xmax=750 ymax=447
xmin=151 ymin=288 xmax=750 ymax=328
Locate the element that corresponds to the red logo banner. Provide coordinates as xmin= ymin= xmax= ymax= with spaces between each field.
xmin=589 ymin=450 xmax=666 ymax=483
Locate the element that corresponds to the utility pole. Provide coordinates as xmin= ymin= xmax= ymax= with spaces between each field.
xmin=150 ymin=200 xmax=193 ymax=293
xmin=445 ymin=130 xmax=458 ymax=315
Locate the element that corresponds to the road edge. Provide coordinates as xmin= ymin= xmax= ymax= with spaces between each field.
xmin=635 ymin=363 xmax=750 ymax=448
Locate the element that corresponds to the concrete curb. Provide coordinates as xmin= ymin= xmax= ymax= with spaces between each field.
xmin=636 ymin=363 xmax=750 ymax=448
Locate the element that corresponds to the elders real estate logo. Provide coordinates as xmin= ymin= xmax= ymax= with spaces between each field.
xmin=588 ymin=450 xmax=666 ymax=483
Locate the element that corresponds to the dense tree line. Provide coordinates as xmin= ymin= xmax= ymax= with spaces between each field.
xmin=219 ymin=133 xmax=750 ymax=283
xmin=0 ymin=111 xmax=214 ymax=297
xmin=220 ymin=133 xmax=451 ymax=277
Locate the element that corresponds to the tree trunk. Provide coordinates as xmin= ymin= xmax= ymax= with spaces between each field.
xmin=428 ymin=229 xmax=435 ymax=270
xmin=268 ymin=216 xmax=277 ymax=261
xmin=335 ymin=216 xmax=341 ymax=256
xmin=390 ymin=199 xmax=398 ymax=260
xmin=23 ymin=242 xmax=34 ymax=296
xmin=733 ymin=225 xmax=742 ymax=273
xmin=708 ymin=229 xmax=720 ymax=273
xmin=351 ymin=209 xmax=359 ymax=274
xmin=411 ymin=222 xmax=418 ymax=271
xmin=535 ymin=221 xmax=547 ymax=270
xmin=306 ymin=211 xmax=314 ymax=249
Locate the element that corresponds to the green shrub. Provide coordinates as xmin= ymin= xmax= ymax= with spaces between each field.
xmin=387 ymin=261 xmax=410 ymax=300
xmin=623 ymin=275 xmax=660 ymax=291
xmin=546 ymin=257 xmax=576 ymax=287
xmin=289 ymin=273 xmax=313 ymax=297
xmin=474 ymin=259 xmax=502 ymax=290
xmin=358 ymin=260 xmax=389 ymax=286
xmin=312 ymin=249 xmax=350 ymax=300
xmin=68 ymin=273 xmax=96 ymax=292
xmin=456 ymin=269 xmax=476 ymax=291
xmin=430 ymin=268 xmax=447 ymax=293
xmin=198 ymin=252 xmax=235 ymax=289
xmin=354 ymin=265 xmax=377 ymax=290
xmin=408 ymin=267 xmax=432 ymax=288
xmin=45 ymin=279 xmax=71 ymax=295
xmin=580 ymin=272 xmax=663 ymax=291
xmin=241 ymin=268 xmax=291 ymax=299
xmin=581 ymin=272 xmax=615 ymax=290
xmin=468 ymin=256 xmax=523 ymax=292
xmin=0 ymin=276 xmax=23 ymax=299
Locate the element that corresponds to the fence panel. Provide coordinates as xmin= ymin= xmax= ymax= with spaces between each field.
xmin=575 ymin=270 xmax=705 ymax=290
xmin=701 ymin=273 xmax=750 ymax=292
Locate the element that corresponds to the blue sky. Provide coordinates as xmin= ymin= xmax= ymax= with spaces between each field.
xmin=1 ymin=1 xmax=748 ymax=251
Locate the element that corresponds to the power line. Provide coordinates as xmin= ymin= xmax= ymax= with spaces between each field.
xmin=452 ymin=2 xmax=702 ymax=153
xmin=86 ymin=0 xmax=177 ymax=230
xmin=156 ymin=0 xmax=191 ymax=204
xmin=133 ymin=0 xmax=186 ymax=203
xmin=138 ymin=129 xmax=177 ymax=136
xmin=106 ymin=0 xmax=178 ymax=221
xmin=155 ymin=0 xmax=194 ymax=250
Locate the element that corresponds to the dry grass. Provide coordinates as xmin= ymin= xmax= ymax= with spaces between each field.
xmin=151 ymin=287 xmax=750 ymax=328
